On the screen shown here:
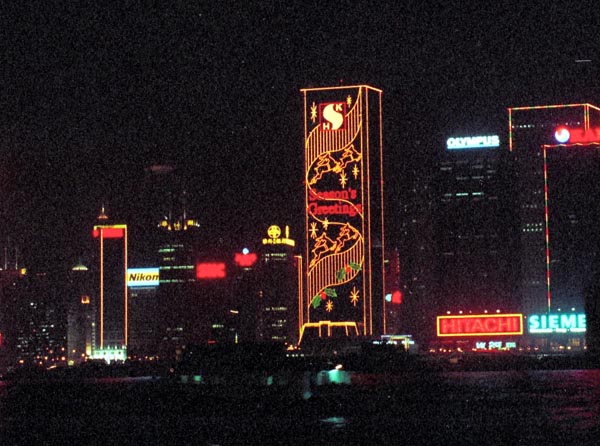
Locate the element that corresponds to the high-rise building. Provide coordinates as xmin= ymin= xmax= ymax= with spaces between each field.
xmin=92 ymin=219 xmax=128 ymax=351
xmin=508 ymin=104 xmax=600 ymax=314
xmin=126 ymin=267 xmax=159 ymax=358
xmin=256 ymin=225 xmax=300 ymax=345
xmin=301 ymin=85 xmax=385 ymax=340
xmin=435 ymin=132 xmax=518 ymax=314
xmin=67 ymin=262 xmax=95 ymax=364
xmin=509 ymin=103 xmax=600 ymax=351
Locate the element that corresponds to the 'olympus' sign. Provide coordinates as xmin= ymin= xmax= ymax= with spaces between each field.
xmin=446 ymin=135 xmax=500 ymax=150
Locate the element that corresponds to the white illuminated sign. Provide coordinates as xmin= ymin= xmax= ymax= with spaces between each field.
xmin=447 ymin=135 xmax=500 ymax=150
xmin=127 ymin=268 xmax=160 ymax=288
xmin=528 ymin=313 xmax=587 ymax=334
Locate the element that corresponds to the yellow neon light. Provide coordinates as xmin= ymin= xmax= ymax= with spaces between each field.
xmin=298 ymin=321 xmax=360 ymax=344
xmin=303 ymin=85 xmax=383 ymax=336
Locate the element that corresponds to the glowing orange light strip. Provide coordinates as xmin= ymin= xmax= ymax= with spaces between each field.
xmin=508 ymin=103 xmax=600 ymax=151
xmin=542 ymin=147 xmax=552 ymax=312
xmin=99 ymin=229 xmax=104 ymax=349
xmin=300 ymin=84 xmax=383 ymax=94
xmin=124 ymin=226 xmax=128 ymax=347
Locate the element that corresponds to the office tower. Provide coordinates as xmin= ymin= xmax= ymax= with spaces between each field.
xmin=92 ymin=219 xmax=128 ymax=352
xmin=126 ymin=267 xmax=159 ymax=358
xmin=435 ymin=132 xmax=518 ymax=314
xmin=508 ymin=104 xmax=600 ymax=316
xmin=301 ymin=85 xmax=385 ymax=339
xmin=67 ymin=262 xmax=95 ymax=364
xmin=256 ymin=225 xmax=299 ymax=345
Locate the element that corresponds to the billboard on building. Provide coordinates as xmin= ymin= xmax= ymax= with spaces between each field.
xmin=437 ymin=314 xmax=524 ymax=337
xmin=301 ymin=85 xmax=384 ymax=336
xmin=127 ymin=268 xmax=160 ymax=288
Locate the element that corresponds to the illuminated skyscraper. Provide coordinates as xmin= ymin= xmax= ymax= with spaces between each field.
xmin=508 ymin=104 xmax=600 ymax=317
xmin=92 ymin=211 xmax=128 ymax=352
xmin=301 ymin=85 xmax=385 ymax=338
xmin=256 ymin=225 xmax=299 ymax=345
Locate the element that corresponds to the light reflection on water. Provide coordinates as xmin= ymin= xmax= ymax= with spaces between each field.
xmin=0 ymin=369 xmax=599 ymax=445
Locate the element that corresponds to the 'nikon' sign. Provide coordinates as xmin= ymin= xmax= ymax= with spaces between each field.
xmin=127 ymin=268 xmax=159 ymax=288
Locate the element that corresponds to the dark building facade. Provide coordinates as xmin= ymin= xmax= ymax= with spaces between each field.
xmin=256 ymin=225 xmax=300 ymax=346
xmin=509 ymin=103 xmax=600 ymax=351
xmin=434 ymin=132 xmax=518 ymax=315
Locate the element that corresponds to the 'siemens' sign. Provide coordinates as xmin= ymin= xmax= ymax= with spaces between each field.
xmin=437 ymin=314 xmax=524 ymax=337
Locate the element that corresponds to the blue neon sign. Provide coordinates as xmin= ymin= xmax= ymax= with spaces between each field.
xmin=447 ymin=135 xmax=500 ymax=150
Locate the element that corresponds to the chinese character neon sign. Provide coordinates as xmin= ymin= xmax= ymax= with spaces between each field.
xmin=262 ymin=225 xmax=295 ymax=247
xmin=437 ymin=314 xmax=524 ymax=337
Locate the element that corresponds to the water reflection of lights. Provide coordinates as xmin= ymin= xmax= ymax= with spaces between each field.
xmin=321 ymin=416 xmax=348 ymax=430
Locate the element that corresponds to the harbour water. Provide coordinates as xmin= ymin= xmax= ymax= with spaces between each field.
xmin=0 ymin=368 xmax=599 ymax=445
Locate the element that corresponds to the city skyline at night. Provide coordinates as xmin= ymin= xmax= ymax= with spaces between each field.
xmin=2 ymin=2 xmax=599 ymax=271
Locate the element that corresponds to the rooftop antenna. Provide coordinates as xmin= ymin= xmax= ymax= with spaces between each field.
xmin=98 ymin=203 xmax=109 ymax=221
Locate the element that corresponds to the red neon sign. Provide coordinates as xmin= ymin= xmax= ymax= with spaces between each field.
xmin=92 ymin=227 xmax=125 ymax=239
xmin=554 ymin=126 xmax=600 ymax=144
xmin=234 ymin=252 xmax=258 ymax=268
xmin=196 ymin=262 xmax=226 ymax=279
xmin=437 ymin=314 xmax=523 ymax=337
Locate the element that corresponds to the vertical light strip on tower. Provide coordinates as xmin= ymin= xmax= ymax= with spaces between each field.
xmin=542 ymin=146 xmax=552 ymax=312
xmin=99 ymin=228 xmax=104 ymax=349
xmin=124 ymin=226 xmax=128 ymax=346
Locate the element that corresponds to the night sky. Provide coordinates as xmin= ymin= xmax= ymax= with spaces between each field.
xmin=1 ymin=1 xmax=599 ymax=270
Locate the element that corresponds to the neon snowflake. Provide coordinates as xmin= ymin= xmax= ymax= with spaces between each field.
xmin=339 ymin=172 xmax=348 ymax=188
xmin=310 ymin=102 xmax=317 ymax=123
xmin=352 ymin=165 xmax=359 ymax=179
xmin=325 ymin=300 xmax=334 ymax=312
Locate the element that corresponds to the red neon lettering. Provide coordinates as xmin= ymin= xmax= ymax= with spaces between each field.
xmin=196 ymin=262 xmax=226 ymax=279
xmin=438 ymin=315 xmax=523 ymax=336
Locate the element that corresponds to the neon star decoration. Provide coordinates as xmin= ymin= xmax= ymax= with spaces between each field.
xmin=310 ymin=222 xmax=318 ymax=239
xmin=353 ymin=165 xmax=359 ymax=179
xmin=310 ymin=102 xmax=317 ymax=123
xmin=339 ymin=172 xmax=348 ymax=187
xmin=350 ymin=287 xmax=360 ymax=306
xmin=322 ymin=218 xmax=330 ymax=230
xmin=325 ymin=300 xmax=334 ymax=312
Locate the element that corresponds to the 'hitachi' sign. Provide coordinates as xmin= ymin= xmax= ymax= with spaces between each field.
xmin=127 ymin=268 xmax=160 ymax=287
xmin=437 ymin=314 xmax=523 ymax=337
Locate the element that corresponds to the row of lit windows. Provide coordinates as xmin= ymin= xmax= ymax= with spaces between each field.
xmin=159 ymin=265 xmax=194 ymax=270
xmin=264 ymin=306 xmax=287 ymax=312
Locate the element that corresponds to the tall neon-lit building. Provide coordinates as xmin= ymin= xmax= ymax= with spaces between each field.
xmin=92 ymin=215 xmax=128 ymax=352
xmin=301 ymin=85 xmax=385 ymax=339
xmin=509 ymin=104 xmax=600 ymax=321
